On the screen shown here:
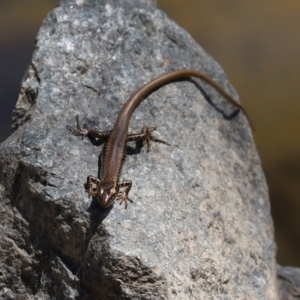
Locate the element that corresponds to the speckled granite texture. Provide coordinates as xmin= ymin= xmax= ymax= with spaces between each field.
xmin=0 ymin=0 xmax=278 ymax=299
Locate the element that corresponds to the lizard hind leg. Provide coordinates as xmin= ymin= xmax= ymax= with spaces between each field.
xmin=127 ymin=126 xmax=170 ymax=152
xmin=67 ymin=115 xmax=112 ymax=140
xmin=141 ymin=127 xmax=170 ymax=152
xmin=66 ymin=115 xmax=90 ymax=138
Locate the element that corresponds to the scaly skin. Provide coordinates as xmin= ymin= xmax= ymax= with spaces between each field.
xmin=67 ymin=69 xmax=253 ymax=208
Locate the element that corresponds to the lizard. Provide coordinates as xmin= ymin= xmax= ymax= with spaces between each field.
xmin=67 ymin=69 xmax=253 ymax=209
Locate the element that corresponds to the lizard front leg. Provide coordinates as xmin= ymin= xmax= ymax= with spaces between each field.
xmin=85 ymin=175 xmax=100 ymax=197
xmin=117 ymin=180 xmax=133 ymax=209
xmin=85 ymin=176 xmax=133 ymax=208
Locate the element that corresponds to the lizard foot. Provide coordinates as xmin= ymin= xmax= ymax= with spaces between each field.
xmin=142 ymin=127 xmax=170 ymax=152
xmin=117 ymin=192 xmax=133 ymax=209
xmin=66 ymin=115 xmax=89 ymax=138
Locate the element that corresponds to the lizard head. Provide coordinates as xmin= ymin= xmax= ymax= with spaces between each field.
xmin=97 ymin=180 xmax=119 ymax=208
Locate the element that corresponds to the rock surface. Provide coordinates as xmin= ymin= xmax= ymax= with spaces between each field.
xmin=277 ymin=265 xmax=300 ymax=300
xmin=0 ymin=0 xmax=278 ymax=299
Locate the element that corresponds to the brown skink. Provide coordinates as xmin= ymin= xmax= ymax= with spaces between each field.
xmin=67 ymin=69 xmax=253 ymax=208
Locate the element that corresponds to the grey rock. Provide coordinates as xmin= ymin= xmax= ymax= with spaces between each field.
xmin=0 ymin=0 xmax=278 ymax=299
xmin=278 ymin=265 xmax=300 ymax=300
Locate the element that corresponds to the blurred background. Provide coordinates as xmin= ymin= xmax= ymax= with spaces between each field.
xmin=0 ymin=0 xmax=299 ymax=266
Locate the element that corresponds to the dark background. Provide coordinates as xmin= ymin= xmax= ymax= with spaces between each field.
xmin=1 ymin=0 xmax=299 ymax=266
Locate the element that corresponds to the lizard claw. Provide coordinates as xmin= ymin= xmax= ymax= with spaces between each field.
xmin=66 ymin=115 xmax=89 ymax=138
xmin=142 ymin=127 xmax=170 ymax=152
xmin=117 ymin=192 xmax=133 ymax=209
